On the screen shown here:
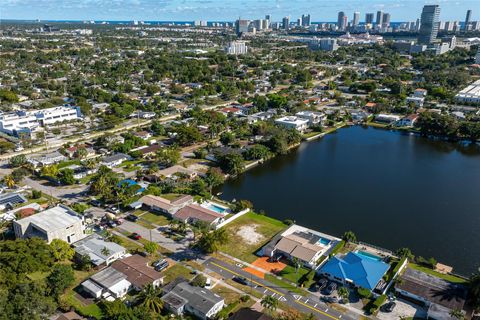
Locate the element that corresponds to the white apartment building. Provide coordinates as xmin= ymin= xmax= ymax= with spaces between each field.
xmin=275 ymin=116 xmax=309 ymax=131
xmin=13 ymin=205 xmax=86 ymax=244
xmin=0 ymin=105 xmax=82 ymax=136
xmin=296 ymin=111 xmax=327 ymax=125
xmin=226 ymin=41 xmax=248 ymax=55
xmin=455 ymin=80 xmax=480 ymax=105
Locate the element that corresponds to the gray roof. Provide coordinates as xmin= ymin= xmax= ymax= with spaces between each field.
xmin=90 ymin=266 xmax=127 ymax=288
xmin=15 ymin=205 xmax=82 ymax=233
xmin=102 ymin=153 xmax=129 ymax=164
xmin=163 ymin=281 xmax=223 ymax=315
xmin=81 ymin=279 xmax=103 ymax=294
xmin=73 ymin=234 xmax=126 ymax=266
xmin=0 ymin=192 xmax=27 ymax=207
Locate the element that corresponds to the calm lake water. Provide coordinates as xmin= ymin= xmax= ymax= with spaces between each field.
xmin=220 ymin=126 xmax=480 ymax=276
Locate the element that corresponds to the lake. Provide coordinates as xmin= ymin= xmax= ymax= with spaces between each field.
xmin=220 ymin=126 xmax=480 ymax=275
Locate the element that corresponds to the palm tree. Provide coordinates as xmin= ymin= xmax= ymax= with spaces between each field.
xmin=337 ymin=287 xmax=350 ymax=303
xmin=101 ymin=246 xmax=111 ymax=256
xmin=449 ymin=309 xmax=464 ymax=320
xmin=261 ymin=295 xmax=278 ymax=312
xmin=137 ymin=284 xmax=163 ymax=314
xmin=342 ymin=231 xmax=357 ymax=243
xmin=469 ymin=271 xmax=480 ymax=311
xmin=3 ymin=175 xmax=15 ymax=189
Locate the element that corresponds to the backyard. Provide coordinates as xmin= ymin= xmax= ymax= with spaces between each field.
xmin=218 ymin=212 xmax=287 ymax=263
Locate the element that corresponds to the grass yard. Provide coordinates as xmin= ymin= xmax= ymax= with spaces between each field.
xmin=64 ymin=290 xmax=103 ymax=319
xmin=27 ymin=271 xmax=50 ymax=281
xmin=212 ymin=284 xmax=243 ymax=304
xmin=277 ymin=264 xmax=310 ymax=285
xmin=264 ymin=274 xmax=304 ymax=295
xmin=139 ymin=211 xmax=171 ymax=226
xmin=218 ymin=212 xmax=287 ymax=263
xmin=408 ymin=263 xmax=467 ymax=284
xmin=161 ymin=263 xmax=194 ymax=284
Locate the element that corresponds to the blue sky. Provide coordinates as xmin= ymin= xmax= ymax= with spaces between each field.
xmin=1 ymin=0 xmax=477 ymax=22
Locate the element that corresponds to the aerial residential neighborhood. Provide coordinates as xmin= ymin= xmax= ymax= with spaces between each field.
xmin=1 ymin=1 xmax=480 ymax=320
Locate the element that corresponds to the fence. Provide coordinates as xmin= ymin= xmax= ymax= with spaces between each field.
xmin=214 ymin=208 xmax=250 ymax=230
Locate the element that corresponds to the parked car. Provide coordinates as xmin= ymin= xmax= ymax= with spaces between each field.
xmin=233 ymin=277 xmax=249 ymax=285
xmin=107 ymin=207 xmax=120 ymax=214
xmin=153 ymin=259 xmax=169 ymax=272
xmin=382 ymin=302 xmax=396 ymax=313
xmin=115 ymin=218 xmax=124 ymax=225
xmin=318 ymin=278 xmax=328 ymax=291
xmin=130 ymin=232 xmax=142 ymax=240
xmin=126 ymin=214 xmax=139 ymax=222
xmin=107 ymin=220 xmax=117 ymax=228
xmin=324 ymin=282 xmax=337 ymax=295
xmin=321 ymin=296 xmax=338 ymax=303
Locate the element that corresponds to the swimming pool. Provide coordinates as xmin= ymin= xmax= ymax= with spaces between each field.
xmin=356 ymin=250 xmax=383 ymax=262
xmin=203 ymin=202 xmax=228 ymax=214
xmin=319 ymin=238 xmax=331 ymax=246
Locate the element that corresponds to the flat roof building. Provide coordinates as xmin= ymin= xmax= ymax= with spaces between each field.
xmin=73 ymin=234 xmax=126 ymax=266
xmin=13 ymin=205 xmax=85 ymax=244
xmin=275 ymin=116 xmax=309 ymax=132
xmin=455 ymin=80 xmax=480 ymax=105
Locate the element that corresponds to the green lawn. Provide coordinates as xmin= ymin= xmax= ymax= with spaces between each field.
xmin=139 ymin=211 xmax=172 ymax=226
xmin=218 ymin=211 xmax=287 ymax=263
xmin=277 ymin=264 xmax=310 ymax=285
xmin=27 ymin=271 xmax=50 ymax=281
xmin=161 ymin=263 xmax=194 ymax=284
xmin=408 ymin=263 xmax=467 ymax=284
xmin=64 ymin=290 xmax=103 ymax=319
xmin=264 ymin=274 xmax=304 ymax=294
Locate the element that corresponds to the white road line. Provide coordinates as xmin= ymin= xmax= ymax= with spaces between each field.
xmin=305 ymin=299 xmax=309 ymax=303
xmin=325 ymin=308 xmax=329 ymax=312
xmin=339 ymin=315 xmax=342 ymax=318
xmin=271 ymin=293 xmax=276 ymax=297
xmin=314 ymin=303 xmax=317 ymax=307
xmin=263 ymin=289 xmax=268 ymax=293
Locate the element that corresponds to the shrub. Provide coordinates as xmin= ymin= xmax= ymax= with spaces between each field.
xmin=367 ymin=294 xmax=387 ymax=314
xmin=357 ymin=287 xmax=372 ymax=300
xmin=191 ymin=274 xmax=207 ymax=287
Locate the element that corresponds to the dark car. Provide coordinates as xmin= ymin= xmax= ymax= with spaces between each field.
xmin=126 ymin=214 xmax=139 ymax=222
xmin=107 ymin=220 xmax=117 ymax=228
xmin=382 ymin=302 xmax=396 ymax=312
xmin=233 ymin=276 xmax=249 ymax=285
xmin=90 ymin=199 xmax=102 ymax=207
xmin=153 ymin=259 xmax=169 ymax=272
xmin=324 ymin=282 xmax=337 ymax=295
xmin=321 ymin=296 xmax=338 ymax=303
xmin=318 ymin=278 xmax=328 ymax=291
xmin=130 ymin=232 xmax=142 ymax=240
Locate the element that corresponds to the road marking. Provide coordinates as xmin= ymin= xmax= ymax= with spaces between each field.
xmin=293 ymin=294 xmax=302 ymax=300
xmin=279 ymin=296 xmax=286 ymax=302
xmin=209 ymin=261 xmax=339 ymax=320
xmin=339 ymin=315 xmax=342 ymax=318
xmin=271 ymin=293 xmax=276 ymax=297
xmin=325 ymin=308 xmax=329 ymax=312
xmin=314 ymin=304 xmax=317 ymax=307
xmin=305 ymin=299 xmax=309 ymax=303
xmin=264 ymin=289 xmax=268 ymax=293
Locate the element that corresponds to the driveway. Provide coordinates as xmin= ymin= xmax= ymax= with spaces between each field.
xmin=117 ymin=220 xmax=193 ymax=253
xmin=377 ymin=299 xmax=427 ymax=320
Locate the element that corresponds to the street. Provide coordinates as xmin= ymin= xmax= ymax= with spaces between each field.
xmin=203 ymin=257 xmax=357 ymax=320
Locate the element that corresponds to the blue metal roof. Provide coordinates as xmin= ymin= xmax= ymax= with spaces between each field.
xmin=319 ymin=252 xmax=390 ymax=290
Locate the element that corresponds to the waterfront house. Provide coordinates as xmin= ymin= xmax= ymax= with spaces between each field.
xmin=274 ymin=116 xmax=309 ymax=132
xmin=174 ymin=204 xmax=224 ymax=226
xmin=296 ymin=111 xmax=327 ymax=126
xmin=136 ymin=194 xmax=193 ymax=215
xmin=375 ymin=114 xmax=402 ymax=124
xmin=397 ymin=114 xmax=419 ymax=127
xmin=318 ymin=252 xmax=390 ymax=291
xmin=395 ymin=268 xmax=467 ymax=320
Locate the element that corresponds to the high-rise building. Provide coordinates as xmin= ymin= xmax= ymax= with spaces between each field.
xmin=235 ymin=19 xmax=250 ymax=35
xmin=418 ymin=5 xmax=440 ymax=45
xmin=265 ymin=15 xmax=271 ymax=29
xmin=365 ymin=13 xmax=374 ymax=24
xmin=337 ymin=11 xmax=347 ymax=30
xmin=464 ymin=10 xmax=472 ymax=30
xmin=282 ymin=16 xmax=290 ymax=30
xmin=353 ymin=12 xmax=360 ymax=26
xmin=302 ymin=14 xmax=311 ymax=27
xmin=382 ymin=13 xmax=391 ymax=27
xmin=376 ymin=11 xmax=384 ymax=25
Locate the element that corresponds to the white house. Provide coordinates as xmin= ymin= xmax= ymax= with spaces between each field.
xmin=13 ymin=205 xmax=86 ymax=244
xmin=455 ymin=80 xmax=480 ymax=105
xmin=28 ymin=151 xmax=67 ymax=167
xmin=101 ymin=153 xmax=131 ymax=168
xmin=406 ymin=96 xmax=425 ymax=107
xmin=397 ymin=114 xmax=419 ymax=127
xmin=275 ymin=116 xmax=309 ymax=131
xmin=296 ymin=111 xmax=327 ymax=125
xmin=73 ymin=234 xmax=126 ymax=267
xmin=375 ymin=114 xmax=402 ymax=123
xmin=81 ymin=267 xmax=131 ymax=299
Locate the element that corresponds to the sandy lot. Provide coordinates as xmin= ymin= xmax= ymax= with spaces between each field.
xmin=237 ymin=224 xmax=264 ymax=245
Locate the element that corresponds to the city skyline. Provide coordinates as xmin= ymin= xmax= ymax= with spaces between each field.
xmin=1 ymin=0 xmax=478 ymax=22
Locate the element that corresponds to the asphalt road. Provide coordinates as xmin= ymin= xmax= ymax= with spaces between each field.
xmin=203 ymin=258 xmax=357 ymax=320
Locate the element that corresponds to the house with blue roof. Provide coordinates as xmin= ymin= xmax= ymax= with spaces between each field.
xmin=318 ymin=252 xmax=390 ymax=291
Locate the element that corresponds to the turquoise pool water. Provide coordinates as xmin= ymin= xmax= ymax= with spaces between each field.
xmin=319 ymin=238 xmax=331 ymax=245
xmin=356 ymin=250 xmax=382 ymax=262
xmin=205 ymin=203 xmax=227 ymax=214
